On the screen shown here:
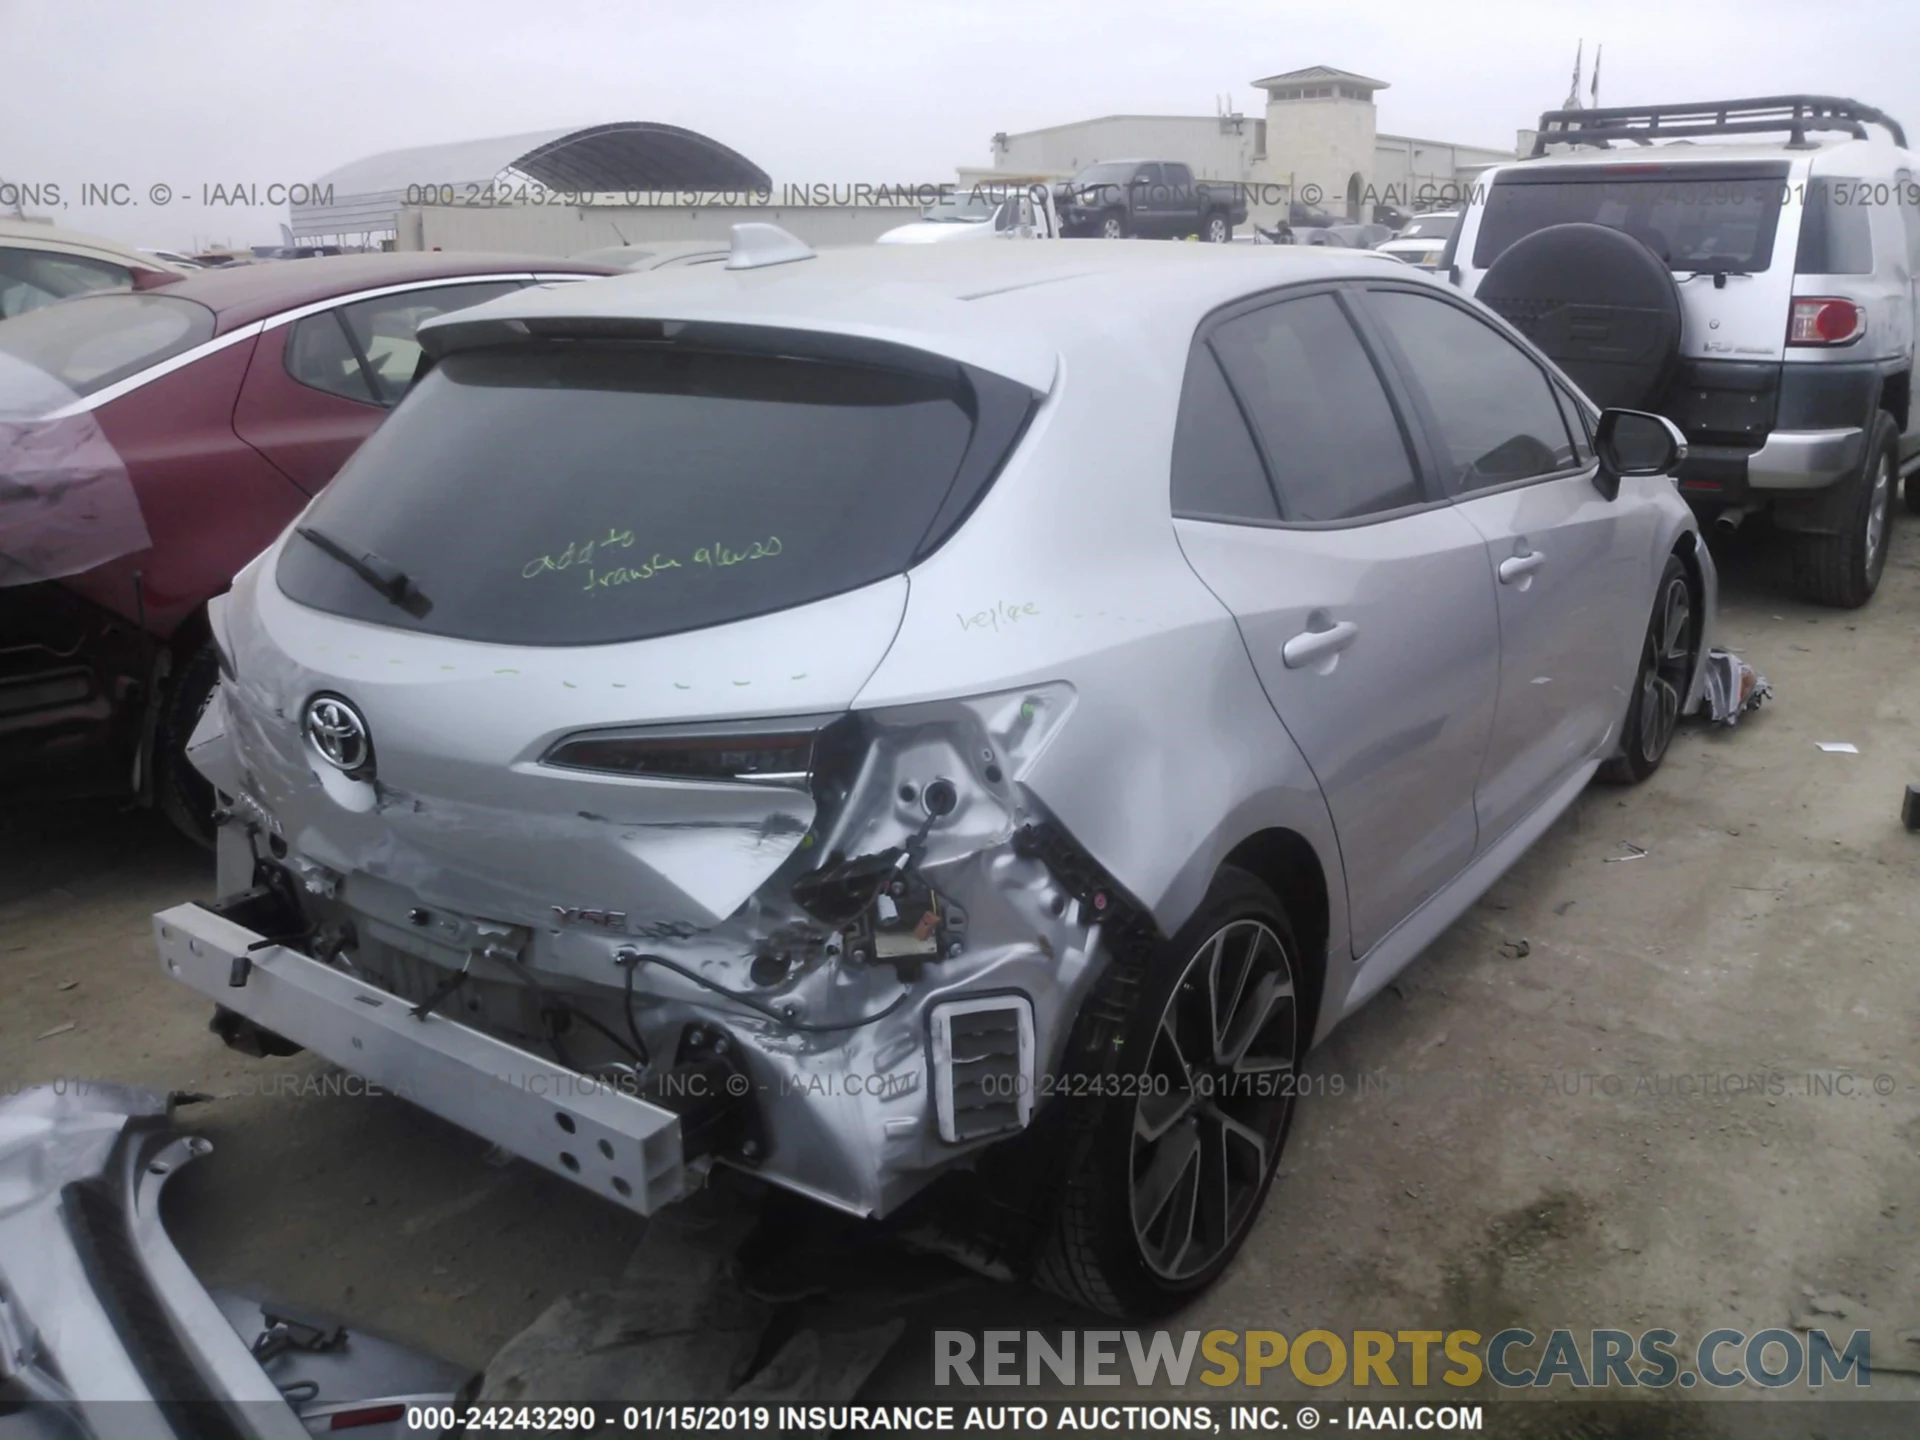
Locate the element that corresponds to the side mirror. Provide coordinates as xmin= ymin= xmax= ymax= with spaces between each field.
xmin=1593 ymin=408 xmax=1688 ymax=500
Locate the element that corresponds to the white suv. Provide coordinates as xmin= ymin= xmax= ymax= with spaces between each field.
xmin=1448 ymin=95 xmax=1920 ymax=606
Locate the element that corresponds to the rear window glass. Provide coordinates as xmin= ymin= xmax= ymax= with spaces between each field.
xmin=0 ymin=293 xmax=215 ymax=402
xmin=276 ymin=338 xmax=1032 ymax=646
xmin=1473 ymin=163 xmax=1791 ymax=273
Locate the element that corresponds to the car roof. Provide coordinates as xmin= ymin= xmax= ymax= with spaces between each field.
xmin=1488 ymin=138 xmax=1914 ymax=172
xmin=571 ymin=240 xmax=732 ymax=269
xmin=422 ymin=239 xmax=1425 ymax=392
xmin=0 ymin=218 xmax=187 ymax=271
xmin=142 ymin=251 xmax=619 ymax=330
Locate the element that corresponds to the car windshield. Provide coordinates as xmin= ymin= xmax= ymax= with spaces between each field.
xmin=1071 ymin=164 xmax=1139 ymax=187
xmin=922 ymin=193 xmax=1000 ymax=223
xmin=0 ymin=292 xmax=216 ymax=408
xmin=1473 ymin=162 xmax=1791 ymax=272
xmin=1397 ymin=213 xmax=1457 ymax=240
xmin=275 ymin=335 xmax=1036 ymax=646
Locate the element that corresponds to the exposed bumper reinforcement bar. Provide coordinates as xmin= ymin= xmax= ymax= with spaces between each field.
xmin=152 ymin=903 xmax=687 ymax=1216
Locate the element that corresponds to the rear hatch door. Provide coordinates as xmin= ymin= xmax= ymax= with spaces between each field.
xmin=221 ymin=319 xmax=1039 ymax=931
xmin=1464 ymin=159 xmax=1799 ymax=361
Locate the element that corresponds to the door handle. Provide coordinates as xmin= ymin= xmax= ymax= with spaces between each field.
xmin=1282 ymin=620 xmax=1360 ymax=669
xmin=1498 ymin=551 xmax=1547 ymax=584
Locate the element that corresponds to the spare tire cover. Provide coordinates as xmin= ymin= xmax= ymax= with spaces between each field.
xmin=1476 ymin=222 xmax=1682 ymax=411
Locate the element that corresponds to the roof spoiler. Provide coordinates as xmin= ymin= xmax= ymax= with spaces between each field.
xmin=130 ymin=266 xmax=185 ymax=290
xmin=1530 ymin=95 xmax=1908 ymax=155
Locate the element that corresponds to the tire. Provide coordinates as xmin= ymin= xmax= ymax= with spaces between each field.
xmin=1791 ymin=411 xmax=1897 ymax=608
xmin=1476 ymin=223 xmax=1681 ymax=410
xmin=1204 ymin=213 xmax=1231 ymax=244
xmin=1099 ymin=212 xmax=1128 ymax=240
xmin=1035 ymin=867 xmax=1303 ymax=1317
xmin=1599 ymin=554 xmax=1696 ymax=785
xmin=154 ymin=642 xmax=222 ymax=848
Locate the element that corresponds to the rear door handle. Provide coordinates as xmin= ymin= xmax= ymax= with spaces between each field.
xmin=1282 ymin=620 xmax=1360 ymax=669
xmin=1498 ymin=551 xmax=1547 ymax=584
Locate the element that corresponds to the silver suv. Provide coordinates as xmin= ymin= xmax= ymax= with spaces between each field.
xmin=1449 ymin=95 xmax=1920 ymax=606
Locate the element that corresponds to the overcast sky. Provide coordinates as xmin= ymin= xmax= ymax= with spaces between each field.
xmin=4 ymin=0 xmax=1914 ymax=249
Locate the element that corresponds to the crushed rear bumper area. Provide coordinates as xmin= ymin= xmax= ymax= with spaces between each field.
xmin=153 ymin=902 xmax=688 ymax=1217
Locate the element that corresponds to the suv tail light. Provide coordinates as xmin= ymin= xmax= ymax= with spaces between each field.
xmin=1787 ymin=297 xmax=1864 ymax=346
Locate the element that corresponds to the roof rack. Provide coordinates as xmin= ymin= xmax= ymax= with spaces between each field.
xmin=1530 ymin=95 xmax=1907 ymax=156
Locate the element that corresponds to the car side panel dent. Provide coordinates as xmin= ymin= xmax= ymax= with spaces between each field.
xmin=850 ymin=337 xmax=1355 ymax=1039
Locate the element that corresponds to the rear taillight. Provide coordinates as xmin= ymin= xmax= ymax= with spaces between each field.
xmin=542 ymin=718 xmax=828 ymax=787
xmin=1787 ymin=297 xmax=1864 ymax=346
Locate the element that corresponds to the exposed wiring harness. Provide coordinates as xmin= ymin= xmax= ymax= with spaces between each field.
xmin=615 ymin=947 xmax=910 ymax=1034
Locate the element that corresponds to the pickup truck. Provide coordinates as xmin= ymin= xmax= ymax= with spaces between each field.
xmin=1058 ymin=160 xmax=1248 ymax=241
xmin=877 ymin=183 xmax=1061 ymax=244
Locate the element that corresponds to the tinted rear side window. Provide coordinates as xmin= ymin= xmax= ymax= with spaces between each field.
xmin=276 ymin=339 xmax=1033 ymax=646
xmin=1170 ymin=346 xmax=1278 ymax=523
xmin=1473 ymin=163 xmax=1790 ymax=272
xmin=1365 ymin=290 xmax=1576 ymax=491
xmin=1209 ymin=294 xmax=1423 ymax=522
xmin=0 ymin=293 xmax=215 ymax=402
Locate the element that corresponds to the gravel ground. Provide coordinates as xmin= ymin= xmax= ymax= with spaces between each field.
xmin=4 ymin=515 xmax=1917 ymax=1414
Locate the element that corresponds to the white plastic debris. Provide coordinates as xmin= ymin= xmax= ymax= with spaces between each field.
xmin=1701 ymin=648 xmax=1772 ymax=726
xmin=1816 ymin=742 xmax=1860 ymax=754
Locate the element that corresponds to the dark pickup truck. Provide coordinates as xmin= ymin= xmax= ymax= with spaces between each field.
xmin=1058 ymin=161 xmax=1249 ymax=241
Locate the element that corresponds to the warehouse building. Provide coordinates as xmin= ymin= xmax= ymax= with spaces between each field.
xmin=970 ymin=65 xmax=1519 ymax=221
xmin=289 ymin=121 xmax=807 ymax=250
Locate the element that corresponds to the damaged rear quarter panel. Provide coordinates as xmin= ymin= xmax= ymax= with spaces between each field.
xmin=850 ymin=332 xmax=1353 ymax=1015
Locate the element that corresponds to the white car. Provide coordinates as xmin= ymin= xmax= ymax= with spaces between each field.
xmin=159 ymin=230 xmax=1712 ymax=1318
xmin=877 ymin=185 xmax=1060 ymax=243
xmin=1375 ymin=211 xmax=1458 ymax=269
xmin=569 ymin=240 xmax=732 ymax=270
xmin=142 ymin=247 xmax=206 ymax=269
xmin=0 ymin=218 xmax=189 ymax=317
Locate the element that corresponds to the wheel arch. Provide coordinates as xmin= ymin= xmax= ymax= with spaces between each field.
xmin=1219 ymin=826 xmax=1330 ymax=1049
xmin=1878 ymin=367 xmax=1908 ymax=434
xmin=1665 ymin=527 xmax=1714 ymax=718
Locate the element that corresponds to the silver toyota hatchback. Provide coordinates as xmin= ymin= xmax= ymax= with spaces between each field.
xmin=159 ymin=232 xmax=1715 ymax=1318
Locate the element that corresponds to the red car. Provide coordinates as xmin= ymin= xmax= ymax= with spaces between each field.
xmin=0 ymin=252 xmax=616 ymax=839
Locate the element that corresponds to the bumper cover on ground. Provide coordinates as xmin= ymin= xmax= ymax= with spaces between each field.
xmin=0 ymin=1086 xmax=305 ymax=1438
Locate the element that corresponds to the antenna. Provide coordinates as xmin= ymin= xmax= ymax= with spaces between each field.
xmin=726 ymin=222 xmax=815 ymax=270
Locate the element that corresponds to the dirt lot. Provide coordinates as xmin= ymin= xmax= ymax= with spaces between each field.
xmin=4 ymin=516 xmax=1917 ymax=1409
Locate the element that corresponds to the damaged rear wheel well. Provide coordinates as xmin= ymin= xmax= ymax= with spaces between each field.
xmin=1220 ymin=829 xmax=1327 ymax=1044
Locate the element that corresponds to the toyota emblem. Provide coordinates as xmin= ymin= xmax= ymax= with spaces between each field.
xmin=304 ymin=695 xmax=373 ymax=778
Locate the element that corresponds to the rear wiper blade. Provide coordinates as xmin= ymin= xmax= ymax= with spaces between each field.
xmin=293 ymin=526 xmax=432 ymax=618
